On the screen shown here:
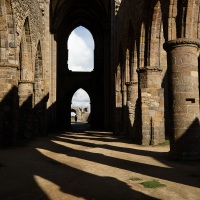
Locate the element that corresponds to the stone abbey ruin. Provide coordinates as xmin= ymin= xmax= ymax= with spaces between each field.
xmin=0 ymin=0 xmax=200 ymax=160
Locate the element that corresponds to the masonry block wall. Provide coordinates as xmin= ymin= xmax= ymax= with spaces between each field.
xmin=0 ymin=0 xmax=199 ymax=160
xmin=114 ymin=0 xmax=167 ymax=144
xmin=0 ymin=0 xmax=56 ymax=145
xmin=114 ymin=0 xmax=200 ymax=159
xmin=164 ymin=38 xmax=200 ymax=160
xmin=0 ymin=64 xmax=18 ymax=145
xmin=138 ymin=68 xmax=165 ymax=145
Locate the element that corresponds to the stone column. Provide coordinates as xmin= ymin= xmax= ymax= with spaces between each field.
xmin=138 ymin=67 xmax=165 ymax=145
xmin=115 ymin=88 xmax=122 ymax=134
xmin=126 ymin=82 xmax=138 ymax=103
xmin=33 ymin=80 xmax=48 ymax=136
xmin=163 ymin=38 xmax=200 ymax=160
xmin=0 ymin=63 xmax=18 ymax=146
xmin=125 ymin=81 xmax=138 ymax=139
xmin=18 ymin=81 xmax=34 ymax=138
xmin=122 ymin=89 xmax=127 ymax=134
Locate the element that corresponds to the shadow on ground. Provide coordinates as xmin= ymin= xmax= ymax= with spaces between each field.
xmin=0 ymin=123 xmax=199 ymax=200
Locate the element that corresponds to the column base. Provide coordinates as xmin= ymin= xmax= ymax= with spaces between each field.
xmin=169 ymin=151 xmax=200 ymax=161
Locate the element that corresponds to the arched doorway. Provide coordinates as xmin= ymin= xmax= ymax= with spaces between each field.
xmin=54 ymin=0 xmax=113 ymax=130
xmin=71 ymin=88 xmax=91 ymax=124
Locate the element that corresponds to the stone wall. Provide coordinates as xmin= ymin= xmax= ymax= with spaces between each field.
xmin=0 ymin=0 xmax=199 ymax=159
xmin=0 ymin=63 xmax=18 ymax=145
xmin=113 ymin=0 xmax=167 ymax=144
xmin=114 ymin=0 xmax=200 ymax=159
xmin=0 ymin=0 xmax=56 ymax=144
xmin=138 ymin=67 xmax=165 ymax=145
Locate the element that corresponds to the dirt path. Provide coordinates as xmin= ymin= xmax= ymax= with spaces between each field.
xmin=0 ymin=126 xmax=200 ymax=200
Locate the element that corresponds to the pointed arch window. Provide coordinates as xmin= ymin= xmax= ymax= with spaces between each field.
xmin=34 ymin=41 xmax=43 ymax=105
xmin=19 ymin=17 xmax=32 ymax=80
xmin=71 ymin=88 xmax=91 ymax=123
xmin=67 ymin=26 xmax=94 ymax=72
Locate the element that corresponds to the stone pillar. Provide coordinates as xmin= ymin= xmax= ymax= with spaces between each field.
xmin=138 ymin=67 xmax=165 ymax=145
xmin=122 ymin=89 xmax=127 ymax=134
xmin=115 ymin=89 xmax=122 ymax=134
xmin=163 ymin=38 xmax=200 ymax=160
xmin=0 ymin=63 xmax=18 ymax=146
xmin=33 ymin=80 xmax=48 ymax=136
xmin=18 ymin=81 xmax=34 ymax=138
xmin=125 ymin=81 xmax=138 ymax=139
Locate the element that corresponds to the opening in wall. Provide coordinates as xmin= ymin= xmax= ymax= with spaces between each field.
xmin=71 ymin=88 xmax=91 ymax=124
xmin=67 ymin=26 xmax=94 ymax=72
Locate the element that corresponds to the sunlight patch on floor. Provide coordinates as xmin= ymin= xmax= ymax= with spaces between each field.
xmin=34 ymin=175 xmax=81 ymax=200
xmin=49 ymin=137 xmax=172 ymax=169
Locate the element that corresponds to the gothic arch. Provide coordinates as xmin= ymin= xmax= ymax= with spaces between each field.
xmin=149 ymin=0 xmax=164 ymax=68
xmin=117 ymin=43 xmax=124 ymax=97
xmin=0 ymin=0 xmax=15 ymax=63
xmin=197 ymin=1 xmax=200 ymax=39
xmin=137 ymin=22 xmax=145 ymax=68
xmin=189 ymin=0 xmax=200 ymax=38
xmin=115 ymin=43 xmax=125 ymax=133
xmin=176 ymin=0 xmax=188 ymax=38
xmin=175 ymin=0 xmax=200 ymax=38
xmin=34 ymin=41 xmax=44 ymax=105
xmin=167 ymin=0 xmax=198 ymax=39
xmin=127 ymin=22 xmax=138 ymax=82
xmin=71 ymin=87 xmax=91 ymax=104
xmin=67 ymin=26 xmax=95 ymax=72
xmin=19 ymin=17 xmax=33 ymax=81
xmin=55 ymin=1 xmax=112 ymax=129
xmin=125 ymin=22 xmax=134 ymax=82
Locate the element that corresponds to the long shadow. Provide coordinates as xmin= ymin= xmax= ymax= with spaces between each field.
xmin=1 ymin=109 xmax=200 ymax=200
xmin=62 ymin=132 xmax=134 ymax=144
xmin=36 ymin=154 xmax=158 ymax=200
xmin=0 ymin=138 xmax=157 ymax=200
xmin=1 ymin=124 xmax=200 ymax=199
xmin=36 ymin=134 xmax=200 ymax=188
xmin=55 ymin=133 xmax=200 ymax=170
xmin=54 ymin=135 xmax=167 ymax=159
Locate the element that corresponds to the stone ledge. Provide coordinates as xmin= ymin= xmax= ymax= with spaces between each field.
xmin=125 ymin=81 xmax=138 ymax=86
xmin=163 ymin=38 xmax=200 ymax=51
xmin=18 ymin=80 xmax=34 ymax=84
xmin=0 ymin=62 xmax=18 ymax=69
xmin=137 ymin=66 xmax=162 ymax=73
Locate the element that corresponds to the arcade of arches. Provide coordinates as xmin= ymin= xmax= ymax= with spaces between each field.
xmin=0 ymin=0 xmax=200 ymax=160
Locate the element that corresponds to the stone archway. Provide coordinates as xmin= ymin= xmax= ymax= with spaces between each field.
xmin=33 ymin=41 xmax=47 ymax=136
xmin=71 ymin=88 xmax=91 ymax=124
xmin=52 ymin=0 xmax=112 ymax=130
xmin=67 ymin=26 xmax=94 ymax=72
xmin=18 ymin=17 xmax=34 ymax=138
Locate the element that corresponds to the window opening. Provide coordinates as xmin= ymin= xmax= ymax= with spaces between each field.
xmin=71 ymin=88 xmax=91 ymax=123
xmin=68 ymin=26 xmax=94 ymax=72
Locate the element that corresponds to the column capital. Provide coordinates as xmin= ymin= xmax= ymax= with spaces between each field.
xmin=163 ymin=38 xmax=200 ymax=51
xmin=137 ymin=66 xmax=162 ymax=73
xmin=18 ymin=80 xmax=34 ymax=84
xmin=125 ymin=81 xmax=138 ymax=86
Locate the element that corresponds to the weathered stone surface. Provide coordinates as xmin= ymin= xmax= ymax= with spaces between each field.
xmin=0 ymin=0 xmax=56 ymax=143
xmin=164 ymin=38 xmax=200 ymax=160
xmin=0 ymin=0 xmax=199 ymax=161
xmin=137 ymin=68 xmax=165 ymax=145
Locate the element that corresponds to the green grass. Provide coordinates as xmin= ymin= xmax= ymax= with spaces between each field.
xmin=129 ymin=177 xmax=142 ymax=181
xmin=159 ymin=140 xmax=170 ymax=146
xmin=140 ymin=180 xmax=166 ymax=189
